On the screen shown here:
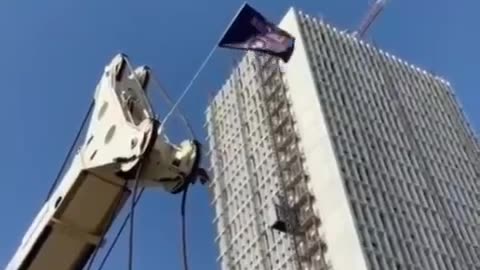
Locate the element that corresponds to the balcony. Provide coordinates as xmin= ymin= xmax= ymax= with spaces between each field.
xmin=298 ymin=207 xmax=321 ymax=229
xmin=283 ymin=169 xmax=304 ymax=189
xmin=264 ymin=83 xmax=282 ymax=101
xmin=262 ymin=73 xmax=283 ymax=92
xmin=286 ymin=184 xmax=314 ymax=208
xmin=271 ymin=114 xmax=289 ymax=131
xmin=296 ymin=230 xmax=329 ymax=266
xmin=278 ymin=151 xmax=296 ymax=167
xmin=312 ymin=256 xmax=332 ymax=270
xmin=297 ymin=239 xmax=320 ymax=261
xmin=270 ymin=202 xmax=300 ymax=235
xmin=267 ymin=95 xmax=286 ymax=114
xmin=274 ymin=132 xmax=296 ymax=149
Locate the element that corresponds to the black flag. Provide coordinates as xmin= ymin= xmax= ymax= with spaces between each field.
xmin=219 ymin=4 xmax=295 ymax=62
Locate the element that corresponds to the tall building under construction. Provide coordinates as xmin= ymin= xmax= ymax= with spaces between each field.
xmin=205 ymin=7 xmax=480 ymax=270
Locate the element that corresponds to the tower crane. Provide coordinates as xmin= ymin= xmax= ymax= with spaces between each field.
xmin=353 ymin=0 xmax=387 ymax=38
xmin=5 ymin=53 xmax=209 ymax=270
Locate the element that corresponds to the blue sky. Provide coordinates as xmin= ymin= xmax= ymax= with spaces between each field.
xmin=0 ymin=0 xmax=478 ymax=269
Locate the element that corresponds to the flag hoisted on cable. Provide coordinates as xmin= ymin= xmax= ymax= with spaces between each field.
xmin=218 ymin=3 xmax=295 ymax=63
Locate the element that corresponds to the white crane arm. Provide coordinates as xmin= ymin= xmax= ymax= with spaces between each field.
xmin=6 ymin=54 xmax=207 ymax=270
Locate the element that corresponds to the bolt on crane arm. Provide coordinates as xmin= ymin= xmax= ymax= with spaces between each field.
xmin=6 ymin=54 xmax=209 ymax=270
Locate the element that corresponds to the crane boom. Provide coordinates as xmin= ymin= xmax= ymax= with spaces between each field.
xmin=6 ymin=54 xmax=208 ymax=270
xmin=354 ymin=0 xmax=387 ymax=38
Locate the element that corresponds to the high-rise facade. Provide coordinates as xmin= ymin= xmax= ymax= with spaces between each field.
xmin=205 ymin=7 xmax=479 ymax=270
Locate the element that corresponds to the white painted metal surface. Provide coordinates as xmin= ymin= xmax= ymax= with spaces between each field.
xmin=6 ymin=54 xmax=206 ymax=270
xmin=279 ymin=9 xmax=370 ymax=270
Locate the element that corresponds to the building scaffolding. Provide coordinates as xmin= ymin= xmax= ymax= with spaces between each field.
xmin=254 ymin=54 xmax=330 ymax=270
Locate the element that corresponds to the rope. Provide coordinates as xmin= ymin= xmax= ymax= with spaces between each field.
xmin=157 ymin=7 xmax=250 ymax=267
xmin=180 ymin=184 xmax=190 ymax=270
xmin=44 ymin=101 xmax=94 ymax=201
xmin=148 ymin=69 xmax=202 ymax=270
xmin=124 ymin=59 xmax=156 ymax=118
xmin=120 ymin=59 xmax=150 ymax=270
xmin=158 ymin=45 xmax=217 ymax=134
xmin=87 ymin=58 xmax=150 ymax=270
xmin=96 ymin=188 xmax=145 ymax=270
xmin=90 ymin=56 xmax=199 ymax=270
xmin=150 ymin=75 xmax=196 ymax=138
xmin=157 ymin=2 xmax=247 ymax=133
xmin=86 ymin=180 xmax=130 ymax=270
xmin=134 ymin=49 xmax=215 ymax=270
xmin=128 ymin=161 xmax=144 ymax=270
xmin=124 ymin=56 xmax=195 ymax=138
xmin=86 ymin=12 xmax=231 ymax=265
